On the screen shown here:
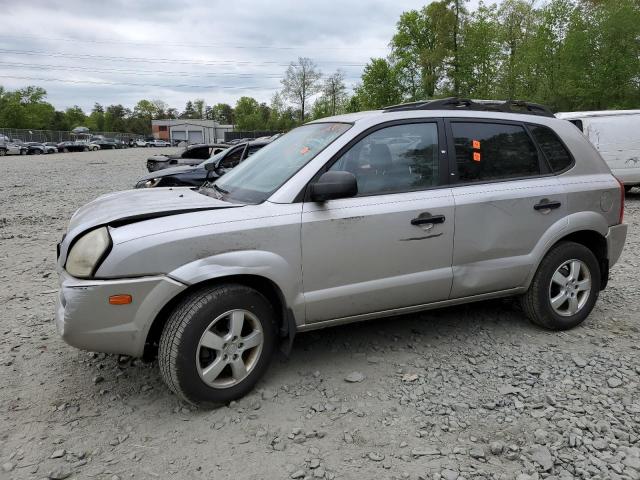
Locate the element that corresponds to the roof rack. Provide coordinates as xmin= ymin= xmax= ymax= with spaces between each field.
xmin=382 ymin=97 xmax=555 ymax=117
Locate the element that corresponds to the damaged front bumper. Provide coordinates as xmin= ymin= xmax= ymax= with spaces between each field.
xmin=55 ymin=270 xmax=186 ymax=357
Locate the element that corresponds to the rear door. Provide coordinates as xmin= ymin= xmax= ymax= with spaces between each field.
xmin=301 ymin=120 xmax=455 ymax=322
xmin=447 ymin=119 xmax=568 ymax=298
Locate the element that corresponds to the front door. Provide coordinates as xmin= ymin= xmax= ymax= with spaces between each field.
xmin=301 ymin=120 xmax=455 ymax=323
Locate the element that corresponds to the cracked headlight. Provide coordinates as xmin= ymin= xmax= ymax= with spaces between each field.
xmin=136 ymin=178 xmax=161 ymax=188
xmin=65 ymin=227 xmax=111 ymax=278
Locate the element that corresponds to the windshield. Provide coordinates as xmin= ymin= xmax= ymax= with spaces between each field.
xmin=201 ymin=123 xmax=351 ymax=203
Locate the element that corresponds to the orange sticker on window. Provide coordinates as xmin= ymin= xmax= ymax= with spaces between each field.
xmin=473 ymin=152 xmax=481 ymax=162
xmin=472 ymin=140 xmax=481 ymax=149
xmin=300 ymin=146 xmax=310 ymax=155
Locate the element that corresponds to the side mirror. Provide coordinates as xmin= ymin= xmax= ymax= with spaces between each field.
xmin=309 ymin=171 xmax=358 ymax=202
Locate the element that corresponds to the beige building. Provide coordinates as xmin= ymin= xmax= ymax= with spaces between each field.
xmin=151 ymin=119 xmax=234 ymax=144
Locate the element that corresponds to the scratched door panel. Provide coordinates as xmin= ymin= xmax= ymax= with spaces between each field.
xmin=301 ymin=188 xmax=455 ymax=322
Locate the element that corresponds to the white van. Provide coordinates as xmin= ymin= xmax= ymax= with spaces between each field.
xmin=556 ymin=110 xmax=640 ymax=191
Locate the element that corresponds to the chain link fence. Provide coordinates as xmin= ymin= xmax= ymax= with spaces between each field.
xmin=0 ymin=127 xmax=143 ymax=143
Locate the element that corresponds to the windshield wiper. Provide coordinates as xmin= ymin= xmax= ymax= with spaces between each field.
xmin=213 ymin=184 xmax=229 ymax=195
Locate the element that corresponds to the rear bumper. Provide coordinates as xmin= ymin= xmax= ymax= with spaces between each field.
xmin=55 ymin=271 xmax=186 ymax=357
xmin=606 ymin=223 xmax=627 ymax=267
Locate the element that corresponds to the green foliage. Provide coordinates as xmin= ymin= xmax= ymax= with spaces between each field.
xmin=354 ymin=58 xmax=403 ymax=109
xmin=381 ymin=0 xmax=640 ymax=111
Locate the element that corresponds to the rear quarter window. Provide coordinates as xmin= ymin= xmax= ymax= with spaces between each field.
xmin=529 ymin=125 xmax=573 ymax=173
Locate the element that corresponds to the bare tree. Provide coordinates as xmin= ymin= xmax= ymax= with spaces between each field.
xmin=281 ymin=57 xmax=322 ymax=122
xmin=323 ymin=70 xmax=347 ymax=116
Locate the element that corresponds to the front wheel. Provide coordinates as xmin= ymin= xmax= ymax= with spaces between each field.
xmin=521 ymin=241 xmax=600 ymax=330
xmin=159 ymin=284 xmax=276 ymax=406
xmin=20 ymin=149 xmax=26 ymax=155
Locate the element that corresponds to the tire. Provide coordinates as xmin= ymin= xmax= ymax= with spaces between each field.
xmin=521 ymin=241 xmax=600 ymax=330
xmin=35 ymin=150 xmax=41 ymax=155
xmin=83 ymin=147 xmax=89 ymax=152
xmin=62 ymin=148 xmax=69 ymax=153
xmin=20 ymin=149 xmax=26 ymax=155
xmin=159 ymin=284 xmax=277 ymax=406
xmin=0 ymin=149 xmax=5 ymax=156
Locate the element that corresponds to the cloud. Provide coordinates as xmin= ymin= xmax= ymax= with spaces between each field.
xmin=0 ymin=0 xmax=481 ymax=112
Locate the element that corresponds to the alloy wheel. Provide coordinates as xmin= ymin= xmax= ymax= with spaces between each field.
xmin=549 ymin=259 xmax=592 ymax=316
xmin=195 ymin=309 xmax=264 ymax=389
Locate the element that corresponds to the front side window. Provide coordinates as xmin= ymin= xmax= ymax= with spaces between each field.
xmin=329 ymin=122 xmax=440 ymax=196
xmin=452 ymin=122 xmax=540 ymax=183
xmin=529 ymin=125 xmax=573 ymax=172
xmin=207 ymin=123 xmax=351 ymax=203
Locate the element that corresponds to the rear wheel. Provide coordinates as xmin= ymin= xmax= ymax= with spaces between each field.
xmin=20 ymin=149 xmax=26 ymax=155
xmin=62 ymin=148 xmax=69 ymax=153
xmin=0 ymin=149 xmax=5 ymax=156
xmin=159 ymin=284 xmax=276 ymax=406
xmin=83 ymin=146 xmax=89 ymax=152
xmin=521 ymin=241 xmax=600 ymax=330
xmin=35 ymin=150 xmax=41 ymax=155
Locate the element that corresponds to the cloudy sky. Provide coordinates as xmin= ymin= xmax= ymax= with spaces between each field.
xmin=0 ymin=0 xmax=480 ymax=113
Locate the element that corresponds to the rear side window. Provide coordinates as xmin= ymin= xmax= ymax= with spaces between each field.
xmin=529 ymin=125 xmax=573 ymax=172
xmin=451 ymin=122 xmax=540 ymax=183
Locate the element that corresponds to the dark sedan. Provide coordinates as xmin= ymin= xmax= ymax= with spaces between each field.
xmin=25 ymin=142 xmax=47 ymax=155
xmin=146 ymin=143 xmax=229 ymax=172
xmin=57 ymin=141 xmax=95 ymax=152
xmin=91 ymin=138 xmax=118 ymax=150
xmin=135 ymin=140 xmax=268 ymax=188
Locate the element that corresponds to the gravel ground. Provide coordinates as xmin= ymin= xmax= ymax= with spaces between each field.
xmin=1 ymin=148 xmax=640 ymax=480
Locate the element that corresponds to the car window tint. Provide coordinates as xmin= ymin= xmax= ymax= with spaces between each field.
xmin=329 ymin=123 xmax=440 ymax=196
xmin=185 ymin=146 xmax=207 ymax=159
xmin=220 ymin=147 xmax=244 ymax=168
xmin=246 ymin=146 xmax=263 ymax=157
xmin=451 ymin=122 xmax=540 ymax=183
xmin=529 ymin=125 xmax=573 ymax=172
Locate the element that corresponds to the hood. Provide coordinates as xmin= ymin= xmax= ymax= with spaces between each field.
xmin=137 ymin=165 xmax=200 ymax=182
xmin=66 ymin=187 xmax=243 ymax=240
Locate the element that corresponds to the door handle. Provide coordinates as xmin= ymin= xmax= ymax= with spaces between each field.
xmin=534 ymin=200 xmax=562 ymax=211
xmin=411 ymin=214 xmax=446 ymax=226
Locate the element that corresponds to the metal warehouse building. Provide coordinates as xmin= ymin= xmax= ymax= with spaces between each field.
xmin=151 ymin=119 xmax=234 ymax=144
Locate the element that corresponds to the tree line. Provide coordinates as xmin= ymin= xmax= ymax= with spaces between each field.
xmin=1 ymin=0 xmax=638 ymax=135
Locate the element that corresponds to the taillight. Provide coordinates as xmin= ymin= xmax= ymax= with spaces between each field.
xmin=615 ymin=177 xmax=625 ymax=224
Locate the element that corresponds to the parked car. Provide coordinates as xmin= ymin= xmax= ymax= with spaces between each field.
xmin=136 ymin=140 xmax=269 ymax=188
xmin=91 ymin=138 xmax=117 ymax=150
xmin=56 ymin=98 xmax=627 ymax=405
xmin=146 ymin=143 xmax=230 ymax=172
xmin=556 ymin=110 xmax=640 ymax=192
xmin=57 ymin=141 xmax=94 ymax=153
xmin=43 ymin=142 xmax=60 ymax=154
xmin=146 ymin=139 xmax=170 ymax=147
xmin=130 ymin=138 xmax=147 ymax=148
xmin=0 ymin=139 xmax=27 ymax=155
xmin=25 ymin=142 xmax=47 ymax=155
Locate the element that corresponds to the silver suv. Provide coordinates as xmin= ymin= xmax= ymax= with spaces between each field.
xmin=56 ymin=99 xmax=628 ymax=405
